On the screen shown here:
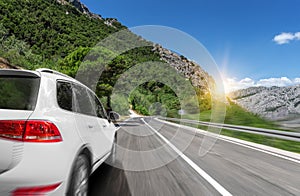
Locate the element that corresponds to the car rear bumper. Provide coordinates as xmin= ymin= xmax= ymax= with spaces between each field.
xmin=0 ymin=141 xmax=75 ymax=195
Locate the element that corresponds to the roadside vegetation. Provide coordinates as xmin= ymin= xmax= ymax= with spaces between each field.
xmin=220 ymin=129 xmax=300 ymax=153
xmin=183 ymin=101 xmax=282 ymax=130
xmin=184 ymin=123 xmax=300 ymax=153
xmin=179 ymin=120 xmax=300 ymax=153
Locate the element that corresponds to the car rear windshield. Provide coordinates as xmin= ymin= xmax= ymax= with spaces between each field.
xmin=0 ymin=76 xmax=40 ymax=110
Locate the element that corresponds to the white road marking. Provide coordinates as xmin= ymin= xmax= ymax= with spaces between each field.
xmin=142 ymin=118 xmax=233 ymax=196
xmin=219 ymin=137 xmax=300 ymax=164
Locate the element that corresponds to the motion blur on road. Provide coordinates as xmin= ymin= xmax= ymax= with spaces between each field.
xmin=89 ymin=117 xmax=300 ymax=196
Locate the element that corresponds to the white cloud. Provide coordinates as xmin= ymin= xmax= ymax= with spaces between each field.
xmin=293 ymin=78 xmax=300 ymax=84
xmin=225 ymin=77 xmax=299 ymax=93
xmin=273 ymin=32 xmax=300 ymax=44
xmin=225 ymin=77 xmax=255 ymax=92
xmin=240 ymin=77 xmax=255 ymax=86
xmin=273 ymin=32 xmax=295 ymax=44
xmin=256 ymin=77 xmax=293 ymax=87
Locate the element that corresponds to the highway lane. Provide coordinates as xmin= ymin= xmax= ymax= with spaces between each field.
xmin=90 ymin=117 xmax=300 ymax=195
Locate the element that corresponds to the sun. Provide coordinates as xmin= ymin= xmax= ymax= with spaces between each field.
xmin=213 ymin=74 xmax=235 ymax=96
xmin=222 ymin=79 xmax=233 ymax=94
xmin=213 ymin=79 xmax=226 ymax=95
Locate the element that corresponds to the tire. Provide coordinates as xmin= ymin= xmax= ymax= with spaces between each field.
xmin=67 ymin=154 xmax=90 ymax=196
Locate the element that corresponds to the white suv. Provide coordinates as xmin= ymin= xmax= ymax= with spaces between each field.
xmin=0 ymin=68 xmax=118 ymax=195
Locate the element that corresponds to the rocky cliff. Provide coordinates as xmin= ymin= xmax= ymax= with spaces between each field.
xmin=56 ymin=0 xmax=120 ymax=28
xmin=57 ymin=0 xmax=102 ymax=19
xmin=153 ymin=44 xmax=214 ymax=92
xmin=229 ymin=86 xmax=300 ymax=120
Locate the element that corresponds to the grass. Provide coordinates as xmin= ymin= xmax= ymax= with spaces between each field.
xmin=174 ymin=122 xmax=300 ymax=153
xmin=182 ymin=101 xmax=290 ymax=131
xmin=220 ymin=129 xmax=300 ymax=153
xmin=178 ymin=101 xmax=300 ymax=153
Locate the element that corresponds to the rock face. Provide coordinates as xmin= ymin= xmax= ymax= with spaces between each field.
xmin=56 ymin=0 xmax=123 ymax=29
xmin=153 ymin=44 xmax=214 ymax=92
xmin=57 ymin=0 xmax=103 ymax=20
xmin=229 ymin=86 xmax=300 ymax=120
xmin=0 ymin=58 xmax=20 ymax=69
xmin=104 ymin=18 xmax=118 ymax=27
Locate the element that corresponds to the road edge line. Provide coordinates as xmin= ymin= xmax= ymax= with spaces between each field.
xmin=142 ymin=118 xmax=233 ymax=196
xmin=156 ymin=118 xmax=300 ymax=164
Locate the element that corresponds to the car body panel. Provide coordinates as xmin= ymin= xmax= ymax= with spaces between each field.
xmin=0 ymin=109 xmax=33 ymax=174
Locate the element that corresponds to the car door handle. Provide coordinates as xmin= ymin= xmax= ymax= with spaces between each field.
xmin=102 ymin=125 xmax=107 ymax=128
xmin=88 ymin=125 xmax=94 ymax=129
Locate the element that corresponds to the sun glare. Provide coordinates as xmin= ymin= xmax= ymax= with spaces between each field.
xmin=222 ymin=80 xmax=231 ymax=94
xmin=215 ymin=73 xmax=231 ymax=95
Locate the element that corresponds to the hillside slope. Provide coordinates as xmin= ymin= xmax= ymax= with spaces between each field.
xmin=0 ymin=0 xmax=124 ymax=58
xmin=0 ymin=0 xmax=214 ymax=115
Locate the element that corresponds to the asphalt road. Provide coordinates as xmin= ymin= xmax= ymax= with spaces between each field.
xmin=89 ymin=117 xmax=300 ymax=196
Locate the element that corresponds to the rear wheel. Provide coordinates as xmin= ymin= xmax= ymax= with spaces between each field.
xmin=67 ymin=154 xmax=90 ymax=196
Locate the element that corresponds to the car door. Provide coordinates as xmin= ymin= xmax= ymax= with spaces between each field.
xmin=87 ymin=91 xmax=115 ymax=156
xmin=72 ymin=84 xmax=107 ymax=162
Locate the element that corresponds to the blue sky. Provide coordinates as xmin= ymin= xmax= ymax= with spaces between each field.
xmin=81 ymin=0 xmax=300 ymax=91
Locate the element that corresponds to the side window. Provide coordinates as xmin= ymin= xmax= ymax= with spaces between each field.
xmin=88 ymin=91 xmax=107 ymax=119
xmin=73 ymin=84 xmax=96 ymax=116
xmin=57 ymin=81 xmax=73 ymax=112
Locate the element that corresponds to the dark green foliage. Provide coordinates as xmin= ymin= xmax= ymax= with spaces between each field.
xmin=0 ymin=0 xmax=124 ymax=59
xmin=94 ymin=46 xmax=162 ymax=110
xmin=59 ymin=46 xmax=91 ymax=77
xmin=0 ymin=23 xmax=58 ymax=69
xmin=129 ymin=82 xmax=181 ymax=117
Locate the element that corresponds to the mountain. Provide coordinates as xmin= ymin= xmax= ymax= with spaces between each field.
xmin=0 ymin=0 xmax=213 ymax=116
xmin=57 ymin=0 xmax=103 ymax=20
xmin=153 ymin=45 xmax=214 ymax=91
xmin=57 ymin=0 xmax=120 ymax=27
xmin=228 ymin=86 xmax=300 ymax=120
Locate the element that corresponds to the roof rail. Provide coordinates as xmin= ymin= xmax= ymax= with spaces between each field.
xmin=36 ymin=68 xmax=74 ymax=80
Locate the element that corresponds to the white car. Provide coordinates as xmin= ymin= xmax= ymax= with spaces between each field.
xmin=0 ymin=68 xmax=118 ymax=195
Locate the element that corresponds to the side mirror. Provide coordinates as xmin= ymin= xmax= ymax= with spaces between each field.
xmin=108 ymin=111 xmax=120 ymax=122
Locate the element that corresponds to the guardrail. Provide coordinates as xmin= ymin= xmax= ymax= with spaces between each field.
xmin=157 ymin=117 xmax=300 ymax=142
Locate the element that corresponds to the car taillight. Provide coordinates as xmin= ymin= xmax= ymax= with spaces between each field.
xmin=0 ymin=120 xmax=62 ymax=143
xmin=24 ymin=120 xmax=62 ymax=142
xmin=0 ymin=120 xmax=25 ymax=141
xmin=12 ymin=182 xmax=61 ymax=196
